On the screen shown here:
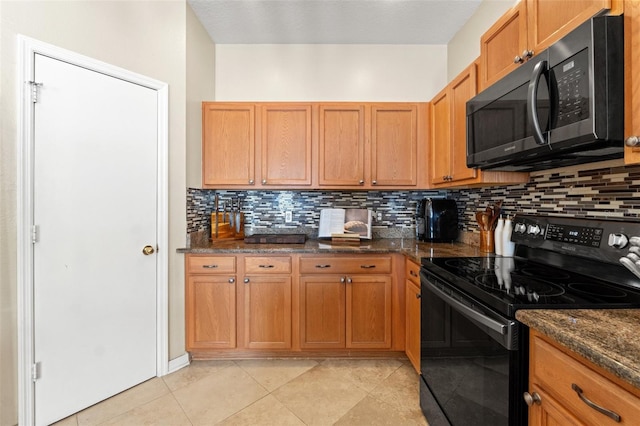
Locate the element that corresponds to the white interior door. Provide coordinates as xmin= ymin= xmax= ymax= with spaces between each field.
xmin=32 ymin=53 xmax=158 ymax=425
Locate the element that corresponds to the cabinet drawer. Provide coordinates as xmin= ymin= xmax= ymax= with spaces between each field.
xmin=531 ymin=335 xmax=640 ymax=425
xmin=244 ymin=256 xmax=291 ymax=274
xmin=187 ymin=255 xmax=236 ymax=274
xmin=300 ymin=256 xmax=392 ymax=274
xmin=406 ymin=259 xmax=420 ymax=285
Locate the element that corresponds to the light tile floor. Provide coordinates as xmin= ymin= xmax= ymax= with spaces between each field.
xmin=53 ymin=358 xmax=428 ymax=426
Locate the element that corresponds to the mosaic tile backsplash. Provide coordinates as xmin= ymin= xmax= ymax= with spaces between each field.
xmin=187 ymin=162 xmax=640 ymax=239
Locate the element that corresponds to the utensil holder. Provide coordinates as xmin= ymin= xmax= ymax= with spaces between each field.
xmin=479 ymin=230 xmax=495 ymax=253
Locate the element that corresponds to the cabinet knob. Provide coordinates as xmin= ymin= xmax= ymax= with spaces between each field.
xmin=415 ymin=293 xmax=421 ymax=299
xmin=372 ymin=180 xmax=377 ymax=185
xmin=514 ymin=55 xmax=524 ymax=64
xmin=262 ymin=179 xmax=267 ymax=184
xmin=522 ymin=49 xmax=534 ymax=59
xmin=228 ymin=278 xmax=235 ymax=284
xmin=359 ymin=180 xmax=365 ymax=185
xmin=244 ymin=278 xmax=250 ymax=284
xmin=523 ymin=392 xmax=541 ymax=406
xmin=249 ymin=179 xmax=254 ymax=185
xmin=346 ymin=277 xmax=353 ymax=284
xmin=340 ymin=277 xmax=346 ymax=283
xmin=625 ymin=136 xmax=640 ymax=147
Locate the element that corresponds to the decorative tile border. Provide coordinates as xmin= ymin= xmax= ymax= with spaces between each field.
xmin=450 ymin=163 xmax=640 ymax=233
xmin=187 ymin=163 xmax=640 ymax=239
xmin=186 ymin=189 xmax=446 ymax=238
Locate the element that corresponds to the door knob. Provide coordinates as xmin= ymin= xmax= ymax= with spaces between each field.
xmin=142 ymin=245 xmax=155 ymax=255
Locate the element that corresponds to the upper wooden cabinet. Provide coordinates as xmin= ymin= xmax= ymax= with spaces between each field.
xmin=203 ymin=102 xmax=428 ymax=189
xmin=480 ymin=1 xmax=528 ymax=90
xmin=370 ymin=104 xmax=419 ymax=187
xmin=202 ymin=103 xmax=255 ymax=187
xmin=318 ymin=104 xmax=366 ymax=186
xmin=259 ymin=104 xmax=313 ymax=186
xmin=480 ymin=0 xmax=616 ymax=89
xmin=430 ymin=63 xmax=528 ymax=188
xmin=319 ymin=103 xmax=426 ymax=189
xmin=202 ymin=102 xmax=312 ymax=189
xmin=624 ymin=0 xmax=640 ymax=164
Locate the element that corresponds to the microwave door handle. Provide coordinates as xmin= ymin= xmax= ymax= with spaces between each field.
xmin=528 ymin=60 xmax=548 ymax=146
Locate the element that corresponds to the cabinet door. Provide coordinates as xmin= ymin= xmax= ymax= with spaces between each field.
xmin=299 ymin=276 xmax=346 ymax=349
xmin=346 ymin=275 xmax=392 ymax=349
xmin=186 ymin=275 xmax=236 ymax=350
xmin=430 ymin=87 xmax=451 ymax=185
xmin=405 ymin=279 xmax=421 ymax=373
xmin=260 ymin=104 xmax=312 ymax=186
xmin=528 ymin=386 xmax=583 ymax=426
xmin=243 ymin=275 xmax=292 ymax=349
xmin=202 ymin=103 xmax=255 ymax=187
xmin=480 ymin=1 xmax=528 ymax=88
xmin=625 ymin=0 xmax=640 ymax=164
xmin=450 ymin=63 xmax=479 ymax=183
xmin=526 ymin=0 xmax=613 ymax=54
xmin=318 ymin=104 xmax=366 ymax=186
xmin=370 ymin=104 xmax=418 ymax=186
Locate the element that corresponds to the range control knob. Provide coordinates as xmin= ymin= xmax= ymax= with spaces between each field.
xmin=608 ymin=233 xmax=629 ymax=249
xmin=527 ymin=224 xmax=542 ymax=236
xmin=514 ymin=223 xmax=527 ymax=234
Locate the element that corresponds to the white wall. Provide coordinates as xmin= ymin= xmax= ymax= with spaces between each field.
xmin=447 ymin=0 xmax=519 ymax=82
xmin=186 ymin=7 xmax=216 ymax=189
xmin=0 ymin=1 xmax=202 ymax=423
xmin=215 ymin=44 xmax=447 ymax=101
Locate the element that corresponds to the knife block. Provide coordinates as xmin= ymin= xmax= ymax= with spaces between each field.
xmin=211 ymin=212 xmax=244 ymax=240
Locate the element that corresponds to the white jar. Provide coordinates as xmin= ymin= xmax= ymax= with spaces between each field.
xmin=503 ymin=216 xmax=516 ymax=256
xmin=494 ymin=216 xmax=504 ymax=256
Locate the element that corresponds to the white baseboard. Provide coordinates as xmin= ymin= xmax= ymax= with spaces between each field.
xmin=166 ymin=353 xmax=190 ymax=375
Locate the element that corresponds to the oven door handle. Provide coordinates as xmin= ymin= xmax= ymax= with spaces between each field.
xmin=425 ymin=279 xmax=507 ymax=335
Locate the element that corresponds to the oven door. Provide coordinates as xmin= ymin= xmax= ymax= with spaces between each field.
xmin=419 ymin=270 xmax=527 ymax=426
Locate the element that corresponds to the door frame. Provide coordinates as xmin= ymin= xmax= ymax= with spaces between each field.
xmin=16 ymin=35 xmax=169 ymax=425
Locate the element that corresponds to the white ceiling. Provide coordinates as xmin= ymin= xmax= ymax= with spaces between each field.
xmin=188 ymin=0 xmax=483 ymax=44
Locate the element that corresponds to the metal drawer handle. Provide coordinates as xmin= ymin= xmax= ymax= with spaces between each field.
xmin=409 ymin=270 xmax=418 ymax=277
xmin=259 ymin=264 xmax=274 ymax=269
xmin=571 ymin=383 xmax=621 ymax=422
xmin=202 ymin=264 xmax=219 ymax=269
xmin=360 ymin=265 xmax=376 ymax=269
xmin=315 ymin=264 xmax=331 ymax=269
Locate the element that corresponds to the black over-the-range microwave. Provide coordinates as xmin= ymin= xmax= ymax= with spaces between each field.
xmin=466 ymin=14 xmax=624 ymax=172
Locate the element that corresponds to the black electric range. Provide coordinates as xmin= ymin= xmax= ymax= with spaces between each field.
xmin=418 ymin=215 xmax=640 ymax=426
xmin=422 ymin=215 xmax=640 ymax=317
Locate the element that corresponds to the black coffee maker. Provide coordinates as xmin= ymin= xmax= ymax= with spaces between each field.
xmin=416 ymin=198 xmax=458 ymax=242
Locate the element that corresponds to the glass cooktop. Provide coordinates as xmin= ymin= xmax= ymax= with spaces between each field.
xmin=421 ymin=256 xmax=640 ymax=316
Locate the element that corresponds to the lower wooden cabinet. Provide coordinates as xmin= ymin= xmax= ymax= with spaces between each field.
xmin=299 ymin=275 xmax=346 ymax=348
xmin=185 ymin=253 xmax=402 ymax=355
xmin=527 ymin=330 xmax=640 ymax=425
xmin=299 ymin=255 xmax=393 ymax=350
xmin=242 ymin=275 xmax=292 ymax=349
xmin=405 ymin=259 xmax=421 ymax=373
xmin=185 ymin=255 xmax=237 ymax=350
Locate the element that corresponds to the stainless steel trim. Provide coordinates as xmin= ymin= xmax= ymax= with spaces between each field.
xmin=425 ymin=279 xmax=507 ymax=336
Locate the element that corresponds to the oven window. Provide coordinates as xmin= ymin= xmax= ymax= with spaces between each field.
xmin=421 ymin=285 xmax=510 ymax=425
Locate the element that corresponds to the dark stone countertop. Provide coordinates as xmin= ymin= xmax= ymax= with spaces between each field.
xmin=178 ymin=237 xmax=488 ymax=263
xmin=516 ymin=309 xmax=640 ymax=390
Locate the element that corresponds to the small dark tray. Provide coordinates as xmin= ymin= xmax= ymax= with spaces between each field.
xmin=244 ymin=234 xmax=307 ymax=244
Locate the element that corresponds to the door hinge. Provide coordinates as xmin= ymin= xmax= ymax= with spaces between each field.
xmin=32 ymin=362 xmax=41 ymax=382
xmin=31 ymin=225 xmax=38 ymax=243
xmin=28 ymin=81 xmax=42 ymax=103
